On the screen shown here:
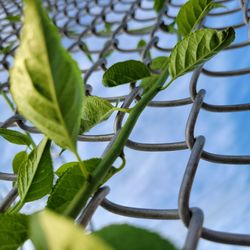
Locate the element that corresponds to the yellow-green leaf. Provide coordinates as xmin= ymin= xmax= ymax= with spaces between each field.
xmin=10 ymin=0 xmax=84 ymax=152
xmin=29 ymin=210 xmax=112 ymax=250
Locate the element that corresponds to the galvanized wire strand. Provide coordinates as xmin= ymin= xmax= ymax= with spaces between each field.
xmin=1 ymin=0 xmax=250 ymax=249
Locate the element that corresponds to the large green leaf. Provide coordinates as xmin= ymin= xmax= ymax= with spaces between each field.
xmin=17 ymin=137 xmax=53 ymax=203
xmin=29 ymin=210 xmax=112 ymax=250
xmin=176 ymin=0 xmax=223 ymax=36
xmin=169 ymin=28 xmax=235 ymax=80
xmin=94 ymin=224 xmax=177 ymax=250
xmin=0 ymin=214 xmax=28 ymax=250
xmin=80 ymin=96 xmax=114 ymax=134
xmin=10 ymin=0 xmax=84 ymax=152
xmin=0 ymin=128 xmax=33 ymax=147
xmin=103 ymin=60 xmax=150 ymax=87
xmin=153 ymin=0 xmax=165 ymax=12
xmin=47 ymin=158 xmax=119 ymax=213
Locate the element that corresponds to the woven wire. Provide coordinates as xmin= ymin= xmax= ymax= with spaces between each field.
xmin=0 ymin=0 xmax=250 ymax=249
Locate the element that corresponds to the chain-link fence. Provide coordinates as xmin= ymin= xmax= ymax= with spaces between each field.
xmin=0 ymin=0 xmax=250 ymax=249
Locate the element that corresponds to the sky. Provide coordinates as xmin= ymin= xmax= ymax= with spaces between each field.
xmin=0 ymin=0 xmax=250 ymax=250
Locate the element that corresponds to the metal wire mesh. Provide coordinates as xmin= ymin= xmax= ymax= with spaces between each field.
xmin=0 ymin=0 xmax=250 ymax=249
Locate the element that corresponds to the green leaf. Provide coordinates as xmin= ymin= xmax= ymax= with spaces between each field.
xmin=150 ymin=56 xmax=169 ymax=71
xmin=17 ymin=137 xmax=53 ymax=203
xmin=137 ymin=39 xmax=151 ymax=59
xmin=56 ymin=158 xmax=121 ymax=180
xmin=80 ymin=42 xmax=93 ymax=62
xmin=80 ymin=96 xmax=114 ymax=134
xmin=94 ymin=224 xmax=177 ymax=250
xmin=12 ymin=151 xmax=28 ymax=174
xmin=10 ymin=0 xmax=84 ymax=152
xmin=103 ymin=60 xmax=151 ymax=87
xmin=0 ymin=128 xmax=33 ymax=147
xmin=0 ymin=214 xmax=28 ymax=250
xmin=103 ymin=49 xmax=113 ymax=59
xmin=176 ymin=0 xmax=223 ymax=36
xmin=137 ymin=39 xmax=147 ymax=49
xmin=55 ymin=162 xmax=78 ymax=177
xmin=140 ymin=56 xmax=168 ymax=92
xmin=29 ymin=210 xmax=112 ymax=250
xmin=47 ymin=165 xmax=84 ymax=213
xmin=169 ymin=28 xmax=235 ymax=80
xmin=127 ymin=26 xmax=153 ymax=35
xmin=5 ymin=15 xmax=21 ymax=22
xmin=0 ymin=42 xmax=15 ymax=55
xmin=160 ymin=21 xmax=177 ymax=34
xmin=153 ymin=0 xmax=165 ymax=12
xmin=48 ymin=158 xmax=119 ymax=213
xmin=105 ymin=22 xmax=112 ymax=32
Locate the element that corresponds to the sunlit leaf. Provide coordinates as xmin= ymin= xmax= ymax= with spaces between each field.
xmin=169 ymin=28 xmax=235 ymax=80
xmin=17 ymin=137 xmax=53 ymax=203
xmin=80 ymin=96 xmax=114 ymax=134
xmin=176 ymin=0 xmax=223 ymax=36
xmin=30 ymin=210 xmax=112 ymax=250
xmin=10 ymin=0 xmax=84 ymax=152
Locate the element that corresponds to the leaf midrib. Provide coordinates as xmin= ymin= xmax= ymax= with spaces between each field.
xmin=190 ymin=2 xmax=214 ymax=35
xmin=34 ymin=3 xmax=75 ymax=152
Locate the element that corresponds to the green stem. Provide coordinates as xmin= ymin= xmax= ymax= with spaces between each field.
xmin=113 ymin=107 xmax=131 ymax=113
xmin=7 ymin=200 xmax=24 ymax=214
xmin=74 ymin=151 xmax=90 ymax=180
xmin=118 ymin=154 xmax=126 ymax=171
xmin=1 ymin=91 xmax=15 ymax=111
xmin=64 ymin=65 xmax=170 ymax=218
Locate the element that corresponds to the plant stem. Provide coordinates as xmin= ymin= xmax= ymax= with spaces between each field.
xmin=74 ymin=151 xmax=90 ymax=180
xmin=114 ymin=107 xmax=131 ymax=113
xmin=64 ymin=65 xmax=170 ymax=218
xmin=1 ymin=91 xmax=15 ymax=111
xmin=7 ymin=200 xmax=23 ymax=214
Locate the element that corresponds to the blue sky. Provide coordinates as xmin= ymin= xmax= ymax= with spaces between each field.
xmin=0 ymin=0 xmax=250 ymax=249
